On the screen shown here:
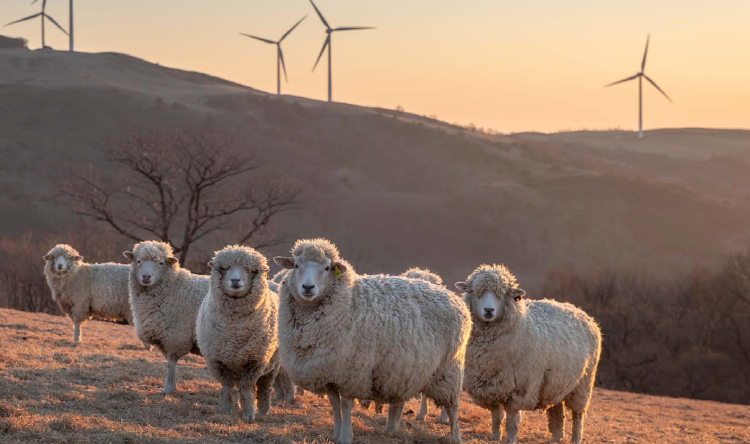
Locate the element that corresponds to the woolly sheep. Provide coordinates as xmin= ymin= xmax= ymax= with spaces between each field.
xmin=274 ymin=239 xmax=471 ymax=444
xmin=455 ymin=264 xmax=601 ymax=444
xmin=361 ymin=267 xmax=449 ymax=422
xmin=123 ymin=241 xmax=209 ymax=394
xmin=401 ymin=268 xmax=449 ymax=423
xmin=196 ymin=245 xmax=280 ymax=421
xmin=42 ymin=244 xmax=148 ymax=348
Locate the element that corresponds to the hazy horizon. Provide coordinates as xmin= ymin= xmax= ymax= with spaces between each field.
xmin=3 ymin=0 xmax=749 ymax=133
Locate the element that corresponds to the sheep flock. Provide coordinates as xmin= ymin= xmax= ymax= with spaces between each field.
xmin=40 ymin=239 xmax=601 ymax=444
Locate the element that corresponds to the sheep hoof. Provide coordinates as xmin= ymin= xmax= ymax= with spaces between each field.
xmin=502 ymin=437 xmax=517 ymax=444
xmin=161 ymin=385 xmax=175 ymax=395
xmin=550 ymin=432 xmax=564 ymax=442
xmin=416 ymin=413 xmax=426 ymax=421
xmin=491 ymin=432 xmax=501 ymax=440
xmin=242 ymin=412 xmax=255 ymax=422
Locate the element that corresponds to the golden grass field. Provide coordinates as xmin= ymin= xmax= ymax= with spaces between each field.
xmin=1 ymin=308 xmax=748 ymax=444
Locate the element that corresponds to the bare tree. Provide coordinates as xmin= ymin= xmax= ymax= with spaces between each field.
xmin=59 ymin=128 xmax=299 ymax=264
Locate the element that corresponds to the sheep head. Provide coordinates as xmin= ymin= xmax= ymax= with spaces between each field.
xmin=455 ymin=264 xmax=525 ymax=324
xmin=43 ymin=244 xmax=84 ymax=275
xmin=123 ymin=241 xmax=178 ymax=288
xmin=208 ymin=245 xmax=269 ymax=299
xmin=274 ymin=238 xmax=351 ymax=303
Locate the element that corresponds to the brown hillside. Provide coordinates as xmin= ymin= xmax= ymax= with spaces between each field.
xmin=2 ymin=50 xmax=750 ymax=289
xmin=1 ymin=308 xmax=749 ymax=443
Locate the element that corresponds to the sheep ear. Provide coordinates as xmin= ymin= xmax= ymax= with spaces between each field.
xmin=274 ymin=257 xmax=295 ymax=269
xmin=207 ymin=261 xmax=214 ymax=269
xmin=513 ymin=288 xmax=526 ymax=301
xmin=332 ymin=261 xmax=347 ymax=279
xmin=73 ymin=255 xmax=84 ymax=262
xmin=166 ymin=257 xmax=179 ymax=266
xmin=123 ymin=251 xmax=134 ymax=261
xmin=43 ymin=254 xmax=53 ymax=261
xmin=454 ymin=282 xmax=468 ymax=292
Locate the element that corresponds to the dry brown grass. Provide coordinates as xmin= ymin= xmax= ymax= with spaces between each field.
xmin=0 ymin=308 xmax=748 ymax=444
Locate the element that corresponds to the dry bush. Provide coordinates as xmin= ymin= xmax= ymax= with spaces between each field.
xmin=543 ymin=254 xmax=750 ymax=405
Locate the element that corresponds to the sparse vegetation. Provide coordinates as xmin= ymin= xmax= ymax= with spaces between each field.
xmin=1 ymin=308 xmax=749 ymax=444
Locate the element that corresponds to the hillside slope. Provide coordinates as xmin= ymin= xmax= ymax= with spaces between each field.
xmin=1 ymin=309 xmax=748 ymax=443
xmin=2 ymin=49 xmax=750 ymax=288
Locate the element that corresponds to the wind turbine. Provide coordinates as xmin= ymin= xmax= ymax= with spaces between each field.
xmin=241 ymin=16 xmax=306 ymax=95
xmin=605 ymin=34 xmax=672 ymax=138
xmin=309 ymin=0 xmax=375 ymax=102
xmin=5 ymin=0 xmax=68 ymax=49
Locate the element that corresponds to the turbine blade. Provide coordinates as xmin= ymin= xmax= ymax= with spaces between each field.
xmin=312 ymin=36 xmax=330 ymax=72
xmin=309 ymin=0 xmax=330 ymax=29
xmin=641 ymin=34 xmax=650 ymax=72
xmin=643 ymin=74 xmax=672 ymax=103
xmin=333 ymin=26 xmax=376 ymax=32
xmin=279 ymin=16 xmax=307 ymax=43
xmin=279 ymin=48 xmax=288 ymax=83
xmin=240 ymin=33 xmax=276 ymax=44
xmin=5 ymin=13 xmax=42 ymax=27
xmin=604 ymin=74 xmax=639 ymax=87
xmin=45 ymin=14 xmax=69 ymax=35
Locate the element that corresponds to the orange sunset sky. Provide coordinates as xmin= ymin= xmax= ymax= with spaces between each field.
xmin=3 ymin=0 xmax=749 ymax=133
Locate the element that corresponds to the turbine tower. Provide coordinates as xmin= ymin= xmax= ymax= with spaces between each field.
xmin=69 ymin=0 xmax=73 ymax=51
xmin=241 ymin=16 xmax=306 ymax=95
xmin=5 ymin=0 xmax=68 ymax=49
xmin=309 ymin=0 xmax=375 ymax=103
xmin=605 ymin=34 xmax=672 ymax=138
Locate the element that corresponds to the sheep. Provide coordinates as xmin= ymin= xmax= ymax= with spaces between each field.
xmin=274 ymin=238 xmax=471 ymax=444
xmin=362 ymin=267 xmax=449 ymax=423
xmin=42 ymin=244 xmax=148 ymax=348
xmin=123 ymin=241 xmax=209 ymax=394
xmin=401 ymin=268 xmax=449 ymax=423
xmin=455 ymin=264 xmax=601 ymax=444
xmin=195 ymin=245 xmax=280 ymax=421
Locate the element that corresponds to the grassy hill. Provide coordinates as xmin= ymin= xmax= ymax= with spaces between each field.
xmin=1 ymin=308 xmax=749 ymax=443
xmin=2 ymin=48 xmax=750 ymax=289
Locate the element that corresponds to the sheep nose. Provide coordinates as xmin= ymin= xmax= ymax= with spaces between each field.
xmin=302 ymin=284 xmax=315 ymax=292
xmin=142 ymin=274 xmax=151 ymax=281
xmin=231 ymin=278 xmax=241 ymax=284
xmin=484 ymin=307 xmax=495 ymax=315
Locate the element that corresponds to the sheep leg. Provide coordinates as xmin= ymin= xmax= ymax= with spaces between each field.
xmin=375 ymin=402 xmax=383 ymax=414
xmin=73 ymin=322 xmax=82 ymax=344
xmin=338 ymin=397 xmax=354 ymax=444
xmin=547 ymin=403 xmax=565 ymax=442
xmin=446 ymin=403 xmax=461 ymax=442
xmin=491 ymin=405 xmax=505 ymax=440
xmin=327 ymin=390 xmax=343 ymax=443
xmin=437 ymin=406 xmax=449 ymax=424
xmin=256 ymin=371 xmax=275 ymax=415
xmin=240 ymin=380 xmax=257 ymax=422
xmin=219 ymin=384 xmax=234 ymax=414
xmin=502 ymin=407 xmax=521 ymax=444
xmin=384 ymin=401 xmax=405 ymax=434
xmin=162 ymin=358 xmax=177 ymax=394
xmin=570 ymin=410 xmax=584 ymax=444
xmin=416 ymin=393 xmax=429 ymax=420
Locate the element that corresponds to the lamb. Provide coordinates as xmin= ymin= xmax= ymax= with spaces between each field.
xmin=455 ymin=264 xmax=601 ymax=444
xmin=274 ymin=239 xmax=471 ymax=444
xmin=123 ymin=241 xmax=209 ymax=394
xmin=196 ymin=245 xmax=280 ymax=421
xmin=42 ymin=244 xmax=148 ymax=348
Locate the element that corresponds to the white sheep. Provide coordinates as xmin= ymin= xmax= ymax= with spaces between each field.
xmin=274 ymin=239 xmax=471 ymax=444
xmin=123 ymin=241 xmax=209 ymax=394
xmin=401 ymin=268 xmax=449 ymax=423
xmin=196 ymin=245 xmax=280 ymax=421
xmin=455 ymin=264 xmax=601 ymax=444
xmin=42 ymin=244 xmax=148 ymax=348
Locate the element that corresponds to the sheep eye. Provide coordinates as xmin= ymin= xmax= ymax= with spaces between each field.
xmin=137 ymin=260 xmax=141 ymax=264
xmin=251 ymin=269 xmax=258 ymax=275
xmin=159 ymin=261 xmax=164 ymax=266
xmin=294 ymin=264 xmax=299 ymax=269
xmin=325 ymin=266 xmax=330 ymax=271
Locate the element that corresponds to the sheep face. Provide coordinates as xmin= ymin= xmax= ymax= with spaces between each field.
xmin=123 ymin=244 xmax=177 ymax=288
xmin=455 ymin=264 xmax=525 ymax=324
xmin=209 ymin=249 xmax=269 ymax=299
xmin=43 ymin=245 xmax=83 ymax=275
xmin=274 ymin=255 xmax=347 ymax=302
